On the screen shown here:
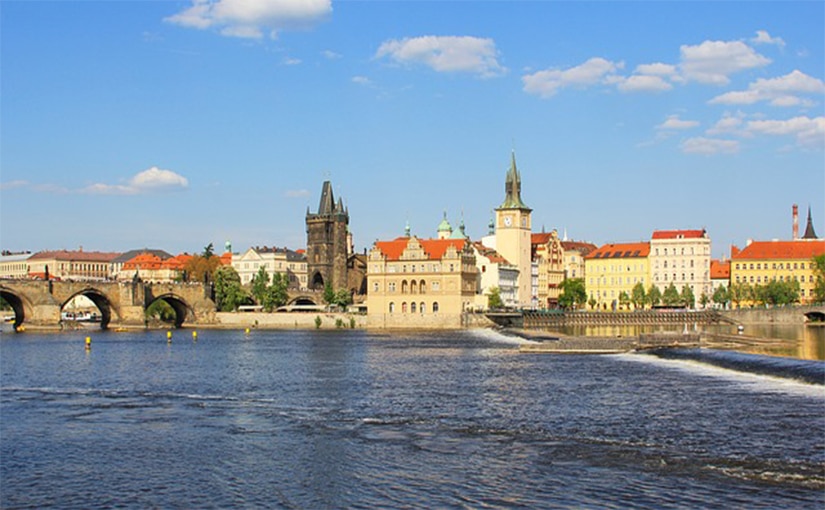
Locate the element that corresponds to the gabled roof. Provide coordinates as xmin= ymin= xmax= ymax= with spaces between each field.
xmin=710 ymin=259 xmax=730 ymax=280
xmin=373 ymin=237 xmax=467 ymax=261
xmin=122 ymin=252 xmax=164 ymax=270
xmin=472 ymin=242 xmax=512 ymax=265
xmin=112 ymin=249 xmax=172 ymax=264
xmin=585 ymin=242 xmax=650 ymax=260
xmin=561 ymin=241 xmax=597 ymax=256
xmin=161 ymin=254 xmax=194 ymax=270
xmin=732 ymin=240 xmax=825 ymax=260
xmin=651 ymin=229 xmax=707 ymax=240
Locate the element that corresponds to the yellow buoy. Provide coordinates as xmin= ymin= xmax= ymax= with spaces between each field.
xmin=244 ymin=328 xmax=250 ymax=335
xmin=192 ymin=331 xmax=198 ymax=341
xmin=167 ymin=330 xmax=172 ymax=342
xmin=85 ymin=336 xmax=91 ymax=349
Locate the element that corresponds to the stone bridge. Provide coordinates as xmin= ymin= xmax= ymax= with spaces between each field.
xmin=0 ymin=279 xmax=218 ymax=330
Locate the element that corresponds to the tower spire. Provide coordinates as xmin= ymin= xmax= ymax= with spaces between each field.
xmin=802 ymin=205 xmax=819 ymax=239
xmin=499 ymin=151 xmax=530 ymax=211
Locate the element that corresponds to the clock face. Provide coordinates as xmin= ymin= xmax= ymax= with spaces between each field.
xmin=503 ymin=216 xmax=512 ymax=227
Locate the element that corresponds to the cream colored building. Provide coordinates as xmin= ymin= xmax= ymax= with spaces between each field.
xmin=532 ymin=231 xmax=565 ymax=309
xmin=561 ymin=240 xmax=597 ymax=280
xmin=471 ymin=242 xmax=518 ymax=310
xmin=0 ymin=252 xmax=33 ymax=279
xmin=493 ymin=152 xmax=533 ymax=308
xmin=27 ymin=250 xmax=121 ymax=281
xmin=649 ymin=229 xmax=712 ymax=306
xmin=585 ymin=242 xmax=650 ymax=310
xmin=233 ymin=246 xmax=308 ymax=289
xmin=367 ymin=236 xmax=479 ymax=328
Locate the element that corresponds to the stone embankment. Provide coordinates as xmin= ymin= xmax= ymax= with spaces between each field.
xmin=210 ymin=311 xmax=367 ymax=330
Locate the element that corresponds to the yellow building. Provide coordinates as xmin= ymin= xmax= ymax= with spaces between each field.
xmin=532 ymin=230 xmax=565 ymax=309
xmin=585 ymin=242 xmax=650 ymax=310
xmin=730 ymin=240 xmax=825 ymax=304
xmin=367 ymin=236 xmax=478 ymax=328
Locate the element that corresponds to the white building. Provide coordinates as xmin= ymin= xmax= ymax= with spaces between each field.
xmin=471 ymin=242 xmax=519 ymax=310
xmin=649 ymin=229 xmax=712 ymax=306
xmin=0 ymin=252 xmax=33 ymax=279
xmin=232 ymin=246 xmax=308 ymax=289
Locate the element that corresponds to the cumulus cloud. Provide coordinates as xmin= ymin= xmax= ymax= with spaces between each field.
xmin=751 ymin=30 xmax=785 ymax=47
xmin=84 ymin=167 xmax=189 ymax=195
xmin=0 ymin=180 xmax=30 ymax=191
xmin=706 ymin=112 xmax=747 ymax=137
xmin=617 ymin=74 xmax=673 ymax=93
xmin=657 ymin=114 xmax=700 ymax=130
xmin=375 ymin=36 xmax=506 ymax=78
xmin=746 ymin=116 xmax=825 ymax=149
xmin=522 ymin=57 xmax=623 ymax=98
xmin=680 ymin=137 xmax=740 ymax=155
xmin=351 ymin=76 xmax=373 ymax=86
xmin=679 ymin=40 xmax=771 ymax=85
xmin=165 ymin=0 xmax=331 ymax=39
xmin=709 ymin=70 xmax=824 ymax=107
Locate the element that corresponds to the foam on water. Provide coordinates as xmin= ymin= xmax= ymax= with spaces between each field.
xmin=468 ymin=327 xmax=540 ymax=345
xmin=616 ymin=351 xmax=825 ymax=399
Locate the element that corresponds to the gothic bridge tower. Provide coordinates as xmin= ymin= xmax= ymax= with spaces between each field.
xmin=306 ymin=181 xmax=349 ymax=291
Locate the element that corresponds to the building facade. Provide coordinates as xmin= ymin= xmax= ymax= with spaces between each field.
xmin=730 ymin=240 xmax=825 ymax=304
xmin=471 ymin=242 xmax=518 ymax=310
xmin=306 ymin=181 xmax=350 ymax=292
xmin=0 ymin=252 xmax=33 ymax=279
xmin=649 ymin=229 xmax=712 ymax=305
xmin=494 ymin=152 xmax=533 ymax=308
xmin=585 ymin=242 xmax=650 ymax=310
xmin=27 ymin=250 xmax=121 ymax=281
xmin=532 ymin=231 xmax=565 ymax=309
xmin=367 ymin=236 xmax=478 ymax=328
xmin=232 ymin=246 xmax=308 ymax=289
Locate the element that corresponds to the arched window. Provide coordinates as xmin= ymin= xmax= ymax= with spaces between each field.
xmin=411 ymin=302 xmax=417 ymax=313
xmin=402 ymin=302 xmax=408 ymax=313
xmin=401 ymin=280 xmax=408 ymax=294
xmin=433 ymin=302 xmax=439 ymax=313
xmin=389 ymin=302 xmax=395 ymax=313
xmin=420 ymin=302 xmax=426 ymax=314
xmin=411 ymin=280 xmax=418 ymax=294
xmin=420 ymin=280 xmax=426 ymax=294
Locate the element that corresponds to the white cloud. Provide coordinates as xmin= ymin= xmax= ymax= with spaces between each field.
xmin=284 ymin=189 xmax=310 ymax=198
xmin=634 ymin=63 xmax=677 ymax=76
xmin=706 ymin=112 xmax=747 ymax=137
xmin=679 ymin=40 xmax=771 ymax=85
xmin=282 ymin=57 xmax=302 ymax=65
xmin=165 ymin=0 xmax=331 ymax=40
xmin=680 ymin=137 xmax=740 ymax=155
xmin=746 ymin=116 xmax=825 ymax=149
xmin=84 ymin=167 xmax=189 ymax=195
xmin=322 ymin=50 xmax=341 ymax=60
xmin=657 ymin=114 xmax=699 ymax=130
xmin=0 ymin=180 xmax=30 ymax=191
xmin=709 ymin=70 xmax=824 ymax=106
xmin=522 ymin=57 xmax=623 ymax=98
xmin=351 ymin=76 xmax=373 ymax=86
xmin=751 ymin=30 xmax=785 ymax=48
xmin=617 ymin=74 xmax=673 ymax=93
xmin=375 ymin=36 xmax=506 ymax=78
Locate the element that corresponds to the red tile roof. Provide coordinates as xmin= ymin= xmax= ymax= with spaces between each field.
xmin=710 ymin=259 xmax=730 ymax=279
xmin=531 ymin=233 xmax=554 ymax=246
xmin=162 ymin=254 xmax=194 ymax=270
xmin=472 ymin=242 xmax=511 ymax=265
xmin=732 ymin=240 xmax=825 ymax=260
xmin=651 ymin=229 xmax=707 ymax=240
xmin=122 ymin=252 xmax=164 ymax=270
xmin=561 ymin=241 xmax=597 ymax=256
xmin=374 ymin=237 xmax=467 ymax=261
xmin=585 ymin=242 xmax=650 ymax=260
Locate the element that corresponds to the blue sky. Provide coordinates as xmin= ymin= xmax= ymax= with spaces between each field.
xmin=2 ymin=1 xmax=823 ymax=259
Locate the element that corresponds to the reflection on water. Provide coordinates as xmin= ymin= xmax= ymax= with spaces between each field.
xmin=545 ymin=324 xmax=825 ymax=360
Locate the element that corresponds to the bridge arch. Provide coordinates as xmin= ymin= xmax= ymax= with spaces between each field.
xmin=61 ymin=289 xmax=116 ymax=329
xmin=0 ymin=288 xmax=30 ymax=330
xmin=805 ymin=310 xmax=825 ymax=323
xmin=288 ymin=295 xmax=320 ymax=307
xmin=146 ymin=294 xmax=195 ymax=328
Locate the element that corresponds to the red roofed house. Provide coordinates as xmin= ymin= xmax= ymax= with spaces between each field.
xmin=28 ymin=249 xmax=121 ymax=281
xmin=472 ymin=242 xmax=519 ymax=309
xmin=731 ymin=239 xmax=825 ymax=304
xmin=367 ymin=236 xmax=479 ymax=328
xmin=649 ymin=229 xmax=712 ymax=307
xmin=585 ymin=242 xmax=651 ymax=310
xmin=710 ymin=258 xmax=731 ymax=306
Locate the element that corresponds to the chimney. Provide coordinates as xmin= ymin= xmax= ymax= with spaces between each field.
xmin=793 ymin=204 xmax=799 ymax=240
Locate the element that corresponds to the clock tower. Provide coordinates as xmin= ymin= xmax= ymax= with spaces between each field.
xmin=495 ymin=152 xmax=533 ymax=308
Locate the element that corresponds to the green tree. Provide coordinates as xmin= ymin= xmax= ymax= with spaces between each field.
xmin=251 ymin=266 xmax=270 ymax=305
xmin=262 ymin=272 xmax=290 ymax=312
xmin=146 ymin=299 xmax=176 ymax=323
xmin=812 ymin=254 xmax=825 ymax=303
xmin=202 ymin=243 xmax=215 ymax=259
xmin=487 ymin=286 xmax=504 ymax=310
xmin=759 ymin=279 xmax=800 ymax=306
xmin=631 ymin=282 xmax=646 ymax=310
xmin=680 ymin=285 xmax=695 ymax=309
xmin=699 ymin=292 xmax=710 ymax=309
xmin=558 ymin=278 xmax=587 ymax=310
xmin=712 ymin=284 xmax=730 ymax=308
xmin=323 ymin=283 xmax=336 ymax=306
xmin=334 ymin=289 xmax=353 ymax=308
xmin=729 ymin=282 xmax=752 ymax=309
xmin=618 ymin=291 xmax=631 ymax=310
xmin=588 ymin=297 xmax=597 ymax=310
xmin=662 ymin=283 xmax=680 ymax=307
xmin=646 ymin=285 xmax=662 ymax=308
xmin=214 ymin=265 xmax=251 ymax=312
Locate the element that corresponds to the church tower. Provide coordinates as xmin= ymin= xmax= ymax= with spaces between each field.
xmin=495 ymin=152 xmax=533 ymax=307
xmin=306 ymin=181 xmax=349 ymax=291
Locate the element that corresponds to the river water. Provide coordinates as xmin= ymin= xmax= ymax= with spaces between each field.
xmin=2 ymin=329 xmax=823 ymax=509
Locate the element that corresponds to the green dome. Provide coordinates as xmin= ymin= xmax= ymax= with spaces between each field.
xmin=437 ymin=212 xmax=453 ymax=233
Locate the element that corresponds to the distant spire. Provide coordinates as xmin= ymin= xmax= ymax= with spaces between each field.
xmin=405 ymin=219 xmax=411 ymax=238
xmin=802 ymin=205 xmax=818 ymax=239
xmin=563 ymin=228 xmax=568 ymax=242
xmin=488 ymin=212 xmax=495 ymax=235
xmin=498 ymin=150 xmax=531 ymax=211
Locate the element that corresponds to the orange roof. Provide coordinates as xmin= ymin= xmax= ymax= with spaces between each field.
xmin=732 ymin=240 xmax=825 ymax=260
xmin=652 ymin=229 xmax=707 ymax=240
xmin=531 ymin=233 xmax=554 ymax=245
xmin=710 ymin=259 xmax=730 ymax=279
xmin=161 ymin=254 xmax=194 ymax=270
xmin=122 ymin=252 xmax=164 ymax=270
xmin=220 ymin=252 xmax=233 ymax=265
xmin=472 ymin=242 xmax=511 ymax=265
xmin=561 ymin=241 xmax=597 ymax=256
xmin=374 ymin=237 xmax=467 ymax=261
xmin=585 ymin=242 xmax=650 ymax=260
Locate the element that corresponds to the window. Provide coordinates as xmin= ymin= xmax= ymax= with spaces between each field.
xmin=432 ymin=281 xmax=440 ymax=291
xmin=420 ymin=302 xmax=426 ymax=314
xmin=420 ymin=280 xmax=426 ymax=294
xmin=389 ymin=302 xmax=395 ymax=313
xmin=433 ymin=302 xmax=439 ymax=313
xmin=402 ymin=302 xmax=407 ymax=313
xmin=373 ymin=282 xmax=379 ymax=292
xmin=411 ymin=302 xmax=417 ymax=313
xmin=389 ymin=282 xmax=396 ymax=293
xmin=411 ymin=280 xmax=418 ymax=294
xmin=401 ymin=280 xmax=408 ymax=294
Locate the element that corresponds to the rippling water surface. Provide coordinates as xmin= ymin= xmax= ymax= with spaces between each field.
xmin=2 ymin=329 xmax=823 ymax=509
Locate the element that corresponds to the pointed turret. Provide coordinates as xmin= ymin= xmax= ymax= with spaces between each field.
xmin=316 ymin=181 xmax=335 ymax=216
xmin=437 ymin=211 xmax=453 ymax=239
xmin=802 ymin=206 xmax=819 ymax=239
xmin=499 ymin=151 xmax=531 ymax=211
